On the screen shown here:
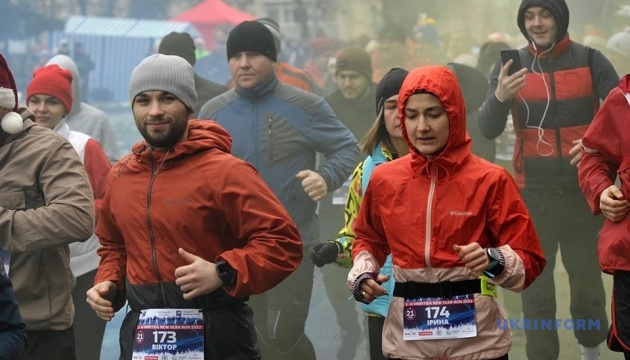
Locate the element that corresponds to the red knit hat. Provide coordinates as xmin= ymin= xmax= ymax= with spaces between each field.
xmin=27 ymin=64 xmax=73 ymax=112
xmin=309 ymin=37 xmax=335 ymax=57
xmin=0 ymin=53 xmax=23 ymax=134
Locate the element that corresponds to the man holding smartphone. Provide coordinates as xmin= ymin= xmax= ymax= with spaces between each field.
xmin=478 ymin=0 xmax=619 ymax=359
xmin=500 ymin=49 xmax=522 ymax=76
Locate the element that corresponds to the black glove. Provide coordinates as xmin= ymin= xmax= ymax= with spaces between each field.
xmin=310 ymin=241 xmax=341 ymax=267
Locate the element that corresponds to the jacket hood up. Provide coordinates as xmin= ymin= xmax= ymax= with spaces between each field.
xmin=517 ymin=0 xmax=570 ymax=44
xmin=46 ymin=55 xmax=82 ymax=116
xmin=397 ymin=65 xmax=471 ymax=178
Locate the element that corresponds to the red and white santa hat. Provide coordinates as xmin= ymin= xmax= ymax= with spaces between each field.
xmin=0 ymin=54 xmax=24 ymax=134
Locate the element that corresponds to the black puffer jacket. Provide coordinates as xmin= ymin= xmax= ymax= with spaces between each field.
xmin=0 ymin=274 xmax=26 ymax=360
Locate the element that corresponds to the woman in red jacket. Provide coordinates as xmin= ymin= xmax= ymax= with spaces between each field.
xmin=348 ymin=65 xmax=546 ymax=359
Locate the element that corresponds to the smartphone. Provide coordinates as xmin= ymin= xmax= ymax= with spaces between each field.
xmin=500 ymin=49 xmax=522 ymax=76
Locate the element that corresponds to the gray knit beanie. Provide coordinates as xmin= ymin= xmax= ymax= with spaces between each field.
xmin=607 ymin=29 xmax=630 ymax=58
xmin=257 ymin=18 xmax=282 ymax=53
xmin=129 ymin=54 xmax=197 ymax=111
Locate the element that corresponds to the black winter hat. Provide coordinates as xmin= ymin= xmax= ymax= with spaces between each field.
xmin=517 ymin=0 xmax=570 ymax=44
xmin=226 ymin=21 xmax=277 ymax=62
xmin=375 ymin=68 xmax=408 ymax=115
xmin=158 ymin=32 xmax=197 ymax=67
xmin=447 ymin=62 xmax=489 ymax=112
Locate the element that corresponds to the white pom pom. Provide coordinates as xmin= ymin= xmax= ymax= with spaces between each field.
xmin=1 ymin=112 xmax=23 ymax=134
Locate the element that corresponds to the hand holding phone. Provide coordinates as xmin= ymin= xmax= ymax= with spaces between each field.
xmin=500 ymin=49 xmax=522 ymax=76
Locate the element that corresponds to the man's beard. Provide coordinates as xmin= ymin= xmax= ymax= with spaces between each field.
xmin=139 ymin=121 xmax=186 ymax=149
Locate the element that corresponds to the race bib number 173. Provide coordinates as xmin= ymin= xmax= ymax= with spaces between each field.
xmin=132 ymin=308 xmax=204 ymax=360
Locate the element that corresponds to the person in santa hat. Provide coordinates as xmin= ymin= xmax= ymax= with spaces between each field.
xmin=0 ymin=53 xmax=95 ymax=360
xmin=26 ymin=63 xmax=111 ymax=360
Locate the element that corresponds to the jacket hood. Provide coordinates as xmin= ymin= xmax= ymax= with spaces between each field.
xmin=398 ymin=65 xmax=471 ymax=176
xmin=622 ymin=73 xmax=630 ymax=94
xmin=129 ymin=120 xmax=232 ymax=165
xmin=518 ymin=0 xmax=569 ymax=44
xmin=46 ymin=55 xmax=82 ymax=116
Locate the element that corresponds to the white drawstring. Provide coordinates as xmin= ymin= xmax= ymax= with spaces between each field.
xmin=521 ymin=42 xmax=556 ymax=157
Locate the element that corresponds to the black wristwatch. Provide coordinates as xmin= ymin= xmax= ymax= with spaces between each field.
xmin=483 ymin=248 xmax=505 ymax=279
xmin=216 ymin=260 xmax=235 ymax=286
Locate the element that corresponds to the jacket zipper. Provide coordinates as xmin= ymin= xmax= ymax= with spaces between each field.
xmin=268 ymin=118 xmax=273 ymax=163
xmin=147 ymin=148 xmax=168 ymax=307
xmin=516 ymin=138 xmax=524 ymax=174
xmin=252 ymin=99 xmax=258 ymax=167
xmin=424 ymin=165 xmax=437 ymax=283
xmin=425 ymin=165 xmax=439 ymax=356
xmin=547 ymin=55 xmax=562 ymax=159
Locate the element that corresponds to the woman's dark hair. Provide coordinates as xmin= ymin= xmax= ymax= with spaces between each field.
xmin=359 ymin=107 xmax=400 ymax=159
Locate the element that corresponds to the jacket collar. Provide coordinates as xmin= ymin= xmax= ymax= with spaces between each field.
xmin=235 ymin=73 xmax=279 ymax=99
xmin=527 ymin=34 xmax=571 ymax=59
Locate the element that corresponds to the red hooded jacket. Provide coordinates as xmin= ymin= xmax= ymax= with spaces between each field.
xmin=95 ymin=120 xmax=302 ymax=310
xmin=579 ymin=74 xmax=630 ymax=274
xmin=349 ymin=66 xmax=545 ymax=359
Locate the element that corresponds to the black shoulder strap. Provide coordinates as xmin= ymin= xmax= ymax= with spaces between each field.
xmin=586 ymin=46 xmax=595 ymax=73
xmin=584 ymin=46 xmax=598 ymax=98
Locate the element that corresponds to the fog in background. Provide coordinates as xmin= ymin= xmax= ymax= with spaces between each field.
xmin=1 ymin=0 xmax=628 ymax=153
xmin=1 ymin=1 xmax=629 ymax=359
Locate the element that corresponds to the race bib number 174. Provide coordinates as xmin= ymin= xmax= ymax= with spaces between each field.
xmin=403 ymin=295 xmax=477 ymax=340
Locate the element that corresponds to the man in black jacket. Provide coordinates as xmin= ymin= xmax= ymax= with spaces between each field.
xmin=478 ymin=0 xmax=619 ymax=358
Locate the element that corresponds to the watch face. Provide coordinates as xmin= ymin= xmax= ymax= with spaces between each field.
xmin=216 ymin=261 xmax=234 ymax=285
xmin=218 ymin=263 xmax=230 ymax=276
xmin=487 ymin=248 xmax=500 ymax=261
